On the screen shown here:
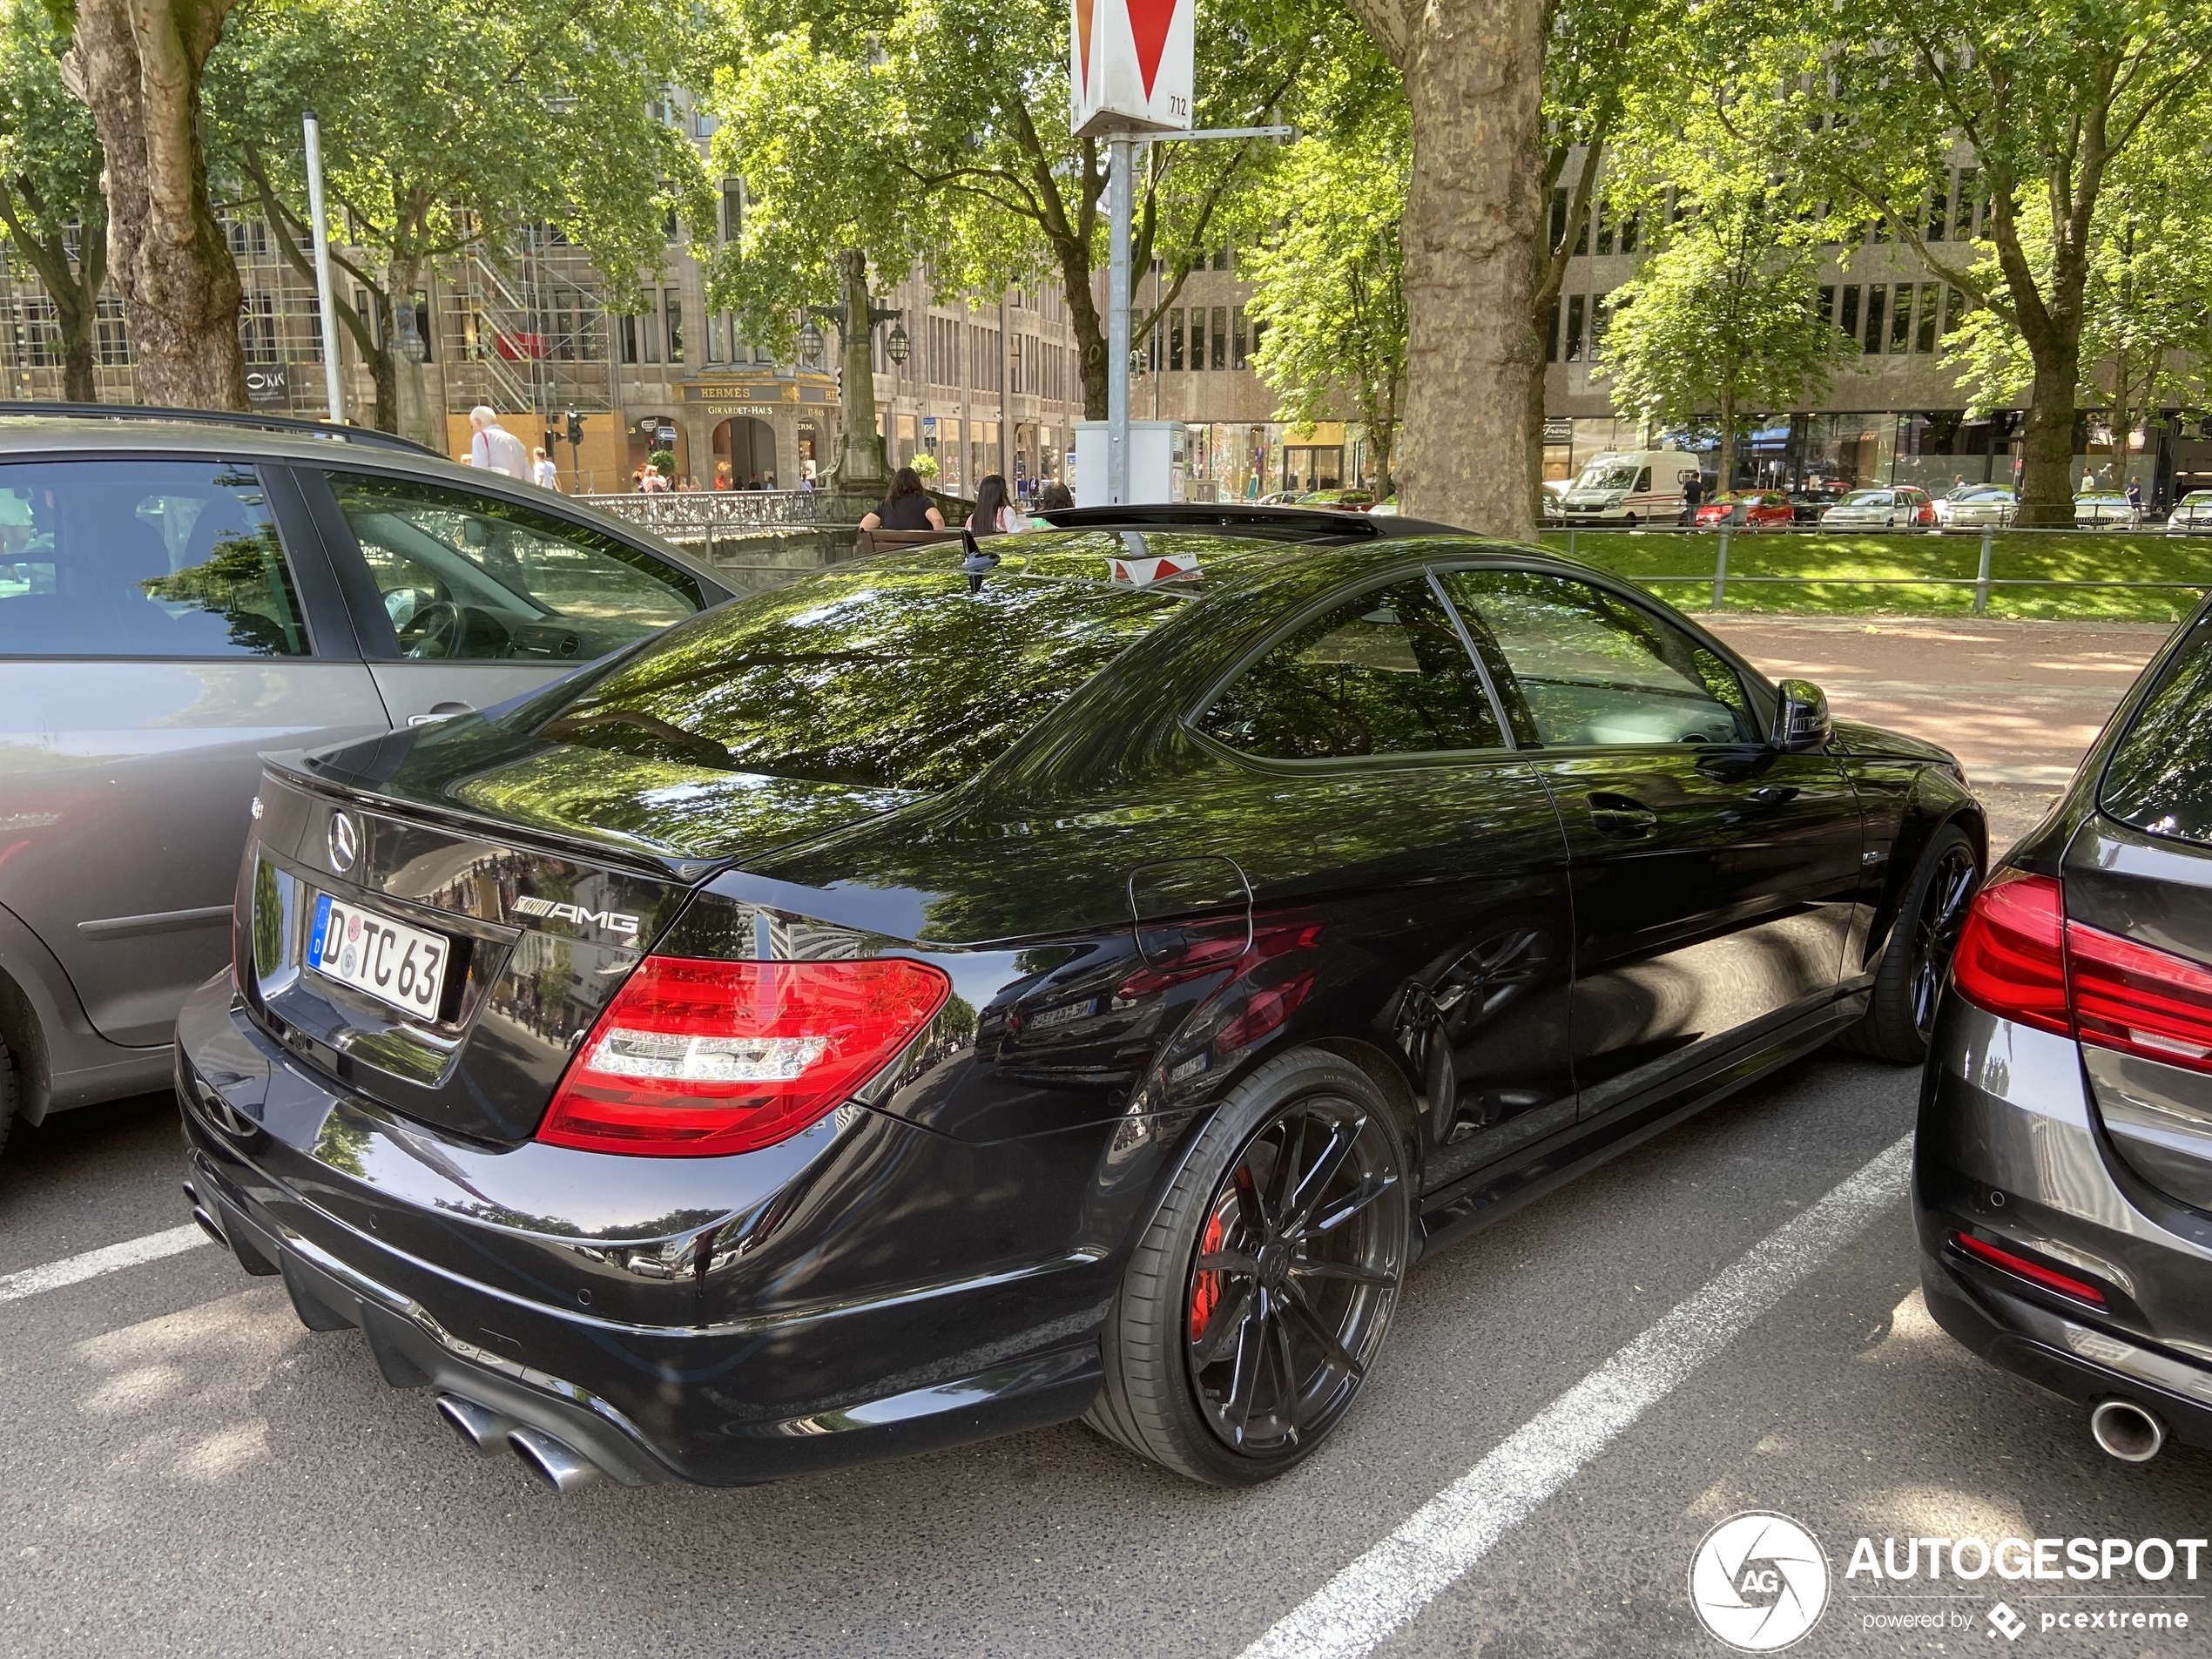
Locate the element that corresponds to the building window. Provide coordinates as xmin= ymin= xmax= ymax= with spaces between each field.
xmin=1211 ymin=306 xmax=1227 ymax=370
xmin=411 ymin=289 xmax=433 ymax=363
xmin=1550 ymin=188 xmax=1568 ymax=252
xmin=1955 ymin=169 xmax=1979 ymax=237
xmin=1250 ymin=315 xmax=1264 ymax=361
xmin=1574 ymin=206 xmax=1589 ymax=257
xmin=1839 ymin=285 xmax=1861 ymax=341
xmin=240 ymin=292 xmax=280 ymax=365
xmin=1565 ymin=293 xmax=1586 ymax=361
xmin=618 ymin=314 xmax=640 ymax=366
xmin=722 ymin=183 xmax=742 ymax=243
xmin=1890 ymin=284 xmax=1912 ymax=352
xmin=1817 ymin=285 xmax=1835 ymax=325
xmin=1211 ymin=246 xmax=1231 ymax=272
xmin=1863 ymin=284 xmax=1885 ymax=354
xmin=1232 ymin=305 xmax=1247 ymax=369
xmin=1617 ymin=211 xmax=1638 ymax=254
xmin=1926 ymin=185 xmax=1947 ymax=243
xmin=1590 ymin=292 xmax=1612 ymax=358
xmin=664 ymin=288 xmax=683 ymax=363
xmin=1546 ymin=297 xmax=1561 ymax=362
xmin=1916 ymin=284 xmax=1939 ymax=353
xmin=95 ymin=295 xmax=130 ymax=366
xmin=706 ymin=312 xmax=725 ymax=363
xmin=1170 ymin=307 xmax=1184 ymax=371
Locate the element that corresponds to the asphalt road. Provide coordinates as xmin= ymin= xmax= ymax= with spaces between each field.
xmin=3 ymin=620 xmax=2207 ymax=1659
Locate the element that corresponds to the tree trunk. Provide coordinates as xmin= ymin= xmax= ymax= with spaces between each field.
xmin=68 ymin=0 xmax=246 ymax=410
xmin=1062 ymin=236 xmax=1109 ymax=422
xmin=1350 ymin=0 xmax=1547 ymax=537
xmin=60 ymin=322 xmax=95 ymax=402
xmin=1716 ymin=388 xmax=1737 ymax=510
xmin=2018 ymin=350 xmax=2079 ymax=525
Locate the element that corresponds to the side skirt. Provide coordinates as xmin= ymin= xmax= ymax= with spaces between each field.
xmin=1411 ymin=992 xmax=1869 ymax=1264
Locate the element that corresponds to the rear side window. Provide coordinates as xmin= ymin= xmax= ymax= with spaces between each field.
xmin=2102 ymin=615 xmax=2212 ymax=845
xmin=0 ymin=459 xmax=307 ymax=658
xmin=1197 ymin=577 xmax=1503 ymax=760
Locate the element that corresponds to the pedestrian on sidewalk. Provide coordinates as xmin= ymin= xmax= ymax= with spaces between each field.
xmin=1680 ymin=470 xmax=1704 ymax=526
xmin=531 ymin=447 xmax=560 ymax=490
xmin=469 ymin=407 xmax=531 ymax=480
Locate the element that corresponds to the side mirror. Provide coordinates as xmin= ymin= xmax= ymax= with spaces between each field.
xmin=1775 ymin=678 xmax=1831 ymax=752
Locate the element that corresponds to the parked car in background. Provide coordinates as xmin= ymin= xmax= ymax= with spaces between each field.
xmin=1919 ymin=593 xmax=2212 ymax=1465
xmin=1298 ymin=489 xmax=1378 ymax=512
xmin=2074 ymin=490 xmax=2137 ymax=529
xmin=1541 ymin=479 xmax=1570 ymax=523
xmin=1820 ymin=486 xmax=1937 ymax=529
xmin=2168 ymin=490 xmax=2212 ymax=536
xmin=0 ymin=408 xmax=732 ymax=1159
xmin=1940 ymin=488 xmax=2019 ymax=532
xmin=1694 ymin=490 xmax=1795 ymax=530
xmin=179 ymin=512 xmax=1980 ymax=1494
xmin=1557 ymin=450 xmax=1699 ymax=527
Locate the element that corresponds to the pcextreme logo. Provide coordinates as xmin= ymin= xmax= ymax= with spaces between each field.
xmin=512 ymin=895 xmax=642 ymax=936
xmin=1689 ymin=1512 xmax=1831 ymax=1651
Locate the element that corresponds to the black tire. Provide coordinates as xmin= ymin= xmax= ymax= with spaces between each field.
xmin=1838 ymin=823 xmax=1981 ymax=1064
xmin=1086 ymin=1048 xmax=1410 ymax=1486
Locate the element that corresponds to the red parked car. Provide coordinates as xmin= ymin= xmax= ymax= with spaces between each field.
xmin=1693 ymin=490 xmax=1796 ymax=529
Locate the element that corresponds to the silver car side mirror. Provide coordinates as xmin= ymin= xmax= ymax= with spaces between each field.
xmin=1775 ymin=678 xmax=1831 ymax=752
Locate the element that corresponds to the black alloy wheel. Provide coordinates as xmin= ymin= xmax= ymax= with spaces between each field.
xmin=1087 ymin=1049 xmax=1409 ymax=1485
xmin=1839 ymin=822 xmax=1983 ymax=1064
xmin=1183 ymin=1096 xmax=1403 ymax=1457
xmin=1909 ymin=841 xmax=1981 ymax=1042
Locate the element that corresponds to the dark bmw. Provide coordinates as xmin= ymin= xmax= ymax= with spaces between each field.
xmin=1918 ymin=595 xmax=2212 ymax=1465
xmin=177 ymin=508 xmax=1984 ymax=1490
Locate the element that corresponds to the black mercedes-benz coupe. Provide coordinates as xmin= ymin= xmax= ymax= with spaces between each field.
xmin=176 ymin=508 xmax=1983 ymax=1491
xmin=1917 ymin=592 xmax=2212 ymax=1465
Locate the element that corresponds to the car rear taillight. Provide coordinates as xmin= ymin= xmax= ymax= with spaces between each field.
xmin=538 ymin=955 xmax=951 ymax=1157
xmin=1950 ymin=869 xmax=2212 ymax=1075
xmin=1951 ymin=871 xmax=2068 ymax=1034
xmin=2067 ymin=920 xmax=2212 ymax=1074
xmin=1951 ymin=1231 xmax=2107 ymax=1308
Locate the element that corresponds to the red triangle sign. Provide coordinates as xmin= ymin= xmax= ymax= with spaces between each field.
xmin=1126 ymin=0 xmax=1176 ymax=100
xmin=1076 ymin=0 xmax=1095 ymax=94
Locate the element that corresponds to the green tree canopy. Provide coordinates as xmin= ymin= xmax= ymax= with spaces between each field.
xmin=0 ymin=0 xmax=106 ymax=401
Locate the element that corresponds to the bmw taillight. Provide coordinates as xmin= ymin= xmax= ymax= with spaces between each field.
xmin=538 ymin=955 xmax=951 ymax=1157
xmin=1950 ymin=869 xmax=2212 ymax=1075
xmin=1951 ymin=871 xmax=2068 ymax=1034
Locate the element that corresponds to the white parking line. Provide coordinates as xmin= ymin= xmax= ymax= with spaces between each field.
xmin=1242 ymin=1133 xmax=1914 ymax=1659
xmin=0 ymin=1224 xmax=211 ymax=1306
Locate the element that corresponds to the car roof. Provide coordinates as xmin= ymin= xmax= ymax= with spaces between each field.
xmin=0 ymin=410 xmax=718 ymax=578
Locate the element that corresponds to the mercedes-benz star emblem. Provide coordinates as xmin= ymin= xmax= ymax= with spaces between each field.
xmin=327 ymin=812 xmax=359 ymax=873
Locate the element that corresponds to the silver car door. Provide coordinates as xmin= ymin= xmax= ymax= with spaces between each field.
xmin=0 ymin=456 xmax=388 ymax=1047
xmin=303 ymin=467 xmax=711 ymax=726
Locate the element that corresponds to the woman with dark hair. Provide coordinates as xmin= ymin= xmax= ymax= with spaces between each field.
xmin=1034 ymin=481 xmax=1074 ymax=512
xmin=966 ymin=473 xmax=1028 ymax=536
xmin=860 ymin=466 xmax=947 ymax=533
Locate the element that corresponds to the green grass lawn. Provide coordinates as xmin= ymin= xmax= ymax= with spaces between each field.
xmin=1533 ymin=528 xmax=2212 ymax=622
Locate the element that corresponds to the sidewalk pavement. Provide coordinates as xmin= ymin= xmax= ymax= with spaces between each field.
xmin=1700 ymin=612 xmax=2177 ymax=853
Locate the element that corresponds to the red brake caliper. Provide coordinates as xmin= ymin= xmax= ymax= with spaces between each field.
xmin=1189 ymin=1201 xmax=1231 ymax=1342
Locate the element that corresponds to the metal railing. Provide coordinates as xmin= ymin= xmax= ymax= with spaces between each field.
xmin=1540 ymin=523 xmax=2211 ymax=614
xmin=580 ymin=490 xmax=824 ymax=545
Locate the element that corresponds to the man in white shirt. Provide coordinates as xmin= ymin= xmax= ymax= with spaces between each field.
xmin=468 ymin=407 xmax=530 ymax=480
xmin=531 ymin=446 xmax=561 ymax=490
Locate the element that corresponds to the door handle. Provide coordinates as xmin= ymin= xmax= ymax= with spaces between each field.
xmin=1747 ymin=785 xmax=1798 ymax=806
xmin=1587 ymin=792 xmax=1658 ymax=840
xmin=407 ymin=701 xmax=475 ymax=727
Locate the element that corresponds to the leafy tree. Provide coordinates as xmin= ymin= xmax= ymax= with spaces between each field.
xmin=1244 ymin=98 xmax=1407 ymax=493
xmin=210 ymin=0 xmax=708 ymax=437
xmin=699 ymin=0 xmax=1357 ymax=425
xmin=0 ymin=0 xmax=105 ymax=401
xmin=1597 ymin=188 xmax=1856 ymax=492
xmin=1709 ymin=0 xmax=2212 ymax=523
xmin=63 ymin=0 xmax=249 ymax=408
xmin=1338 ymin=0 xmax=1548 ymax=536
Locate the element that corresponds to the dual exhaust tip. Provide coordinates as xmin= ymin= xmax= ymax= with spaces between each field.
xmin=435 ymin=1393 xmax=604 ymax=1494
xmin=2089 ymin=1398 xmax=2167 ymax=1464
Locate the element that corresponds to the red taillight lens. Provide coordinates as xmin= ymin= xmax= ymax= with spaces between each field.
xmin=1951 ymin=871 xmax=2068 ymax=1034
xmin=2067 ymin=921 xmax=2212 ymax=1074
xmin=538 ymin=955 xmax=951 ymax=1157
xmin=1951 ymin=1231 xmax=2107 ymax=1308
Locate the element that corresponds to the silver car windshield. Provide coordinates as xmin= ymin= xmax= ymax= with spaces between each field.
xmin=1578 ymin=464 xmax=1640 ymax=491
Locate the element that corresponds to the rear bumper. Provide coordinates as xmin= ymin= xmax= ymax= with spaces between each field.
xmin=1912 ymin=995 xmax=2212 ymax=1447
xmin=175 ymin=973 xmax=1109 ymax=1487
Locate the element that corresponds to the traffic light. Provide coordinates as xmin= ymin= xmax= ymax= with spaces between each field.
xmin=543 ymin=428 xmax=557 ymax=458
xmin=566 ymin=409 xmax=584 ymax=448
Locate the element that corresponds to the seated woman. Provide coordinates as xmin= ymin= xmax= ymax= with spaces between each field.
xmin=965 ymin=473 xmax=1028 ymax=536
xmin=860 ymin=467 xmax=947 ymax=533
xmin=1034 ymin=481 xmax=1074 ymax=512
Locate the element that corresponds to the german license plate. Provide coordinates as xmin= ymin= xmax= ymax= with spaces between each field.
xmin=307 ymin=893 xmax=449 ymax=1020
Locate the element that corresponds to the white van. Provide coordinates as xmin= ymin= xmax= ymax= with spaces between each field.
xmin=1558 ymin=450 xmax=1703 ymax=526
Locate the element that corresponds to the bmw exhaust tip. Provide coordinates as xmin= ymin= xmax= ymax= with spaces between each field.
xmin=2090 ymin=1399 xmax=2167 ymax=1464
xmin=508 ymin=1426 xmax=604 ymax=1494
xmin=435 ymin=1393 xmax=515 ymax=1456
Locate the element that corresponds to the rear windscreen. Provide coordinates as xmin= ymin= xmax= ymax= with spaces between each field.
xmin=2101 ymin=614 xmax=2212 ymax=845
xmin=529 ymin=563 xmax=1182 ymax=790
